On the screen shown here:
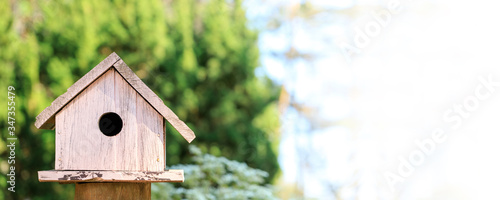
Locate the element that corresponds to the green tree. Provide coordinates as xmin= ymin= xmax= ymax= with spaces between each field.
xmin=0 ymin=0 xmax=279 ymax=199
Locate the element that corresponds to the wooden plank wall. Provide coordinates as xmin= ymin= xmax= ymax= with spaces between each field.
xmin=55 ymin=68 xmax=165 ymax=171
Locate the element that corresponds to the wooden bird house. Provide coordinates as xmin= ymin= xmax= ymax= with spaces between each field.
xmin=35 ymin=53 xmax=195 ymax=198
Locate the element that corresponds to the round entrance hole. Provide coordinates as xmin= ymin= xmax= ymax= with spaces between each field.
xmin=98 ymin=112 xmax=123 ymax=136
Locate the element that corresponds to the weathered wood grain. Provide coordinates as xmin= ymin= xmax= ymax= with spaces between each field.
xmin=39 ymin=170 xmax=184 ymax=182
xmin=75 ymin=183 xmax=151 ymax=200
xmin=135 ymin=88 xmax=165 ymax=171
xmin=35 ymin=53 xmax=121 ymax=129
xmin=114 ymin=70 xmax=139 ymax=170
xmin=55 ymin=69 xmax=165 ymax=171
xmin=113 ymin=59 xmax=196 ymax=143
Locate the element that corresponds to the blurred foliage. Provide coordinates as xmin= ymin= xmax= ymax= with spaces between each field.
xmin=0 ymin=0 xmax=280 ymax=199
xmin=152 ymin=145 xmax=278 ymax=200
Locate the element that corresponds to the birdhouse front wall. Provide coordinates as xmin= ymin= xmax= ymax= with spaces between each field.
xmin=54 ymin=68 xmax=165 ymax=171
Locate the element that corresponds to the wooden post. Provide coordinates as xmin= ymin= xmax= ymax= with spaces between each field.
xmin=75 ymin=183 xmax=150 ymax=200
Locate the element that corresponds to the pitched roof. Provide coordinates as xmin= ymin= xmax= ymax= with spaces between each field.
xmin=35 ymin=52 xmax=195 ymax=143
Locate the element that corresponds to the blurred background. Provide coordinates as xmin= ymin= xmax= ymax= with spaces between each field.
xmin=2 ymin=0 xmax=500 ymax=199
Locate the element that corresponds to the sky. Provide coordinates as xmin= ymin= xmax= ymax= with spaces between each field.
xmin=248 ymin=0 xmax=500 ymax=199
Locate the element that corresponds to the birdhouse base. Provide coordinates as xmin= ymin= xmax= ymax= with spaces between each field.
xmin=38 ymin=170 xmax=183 ymax=183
